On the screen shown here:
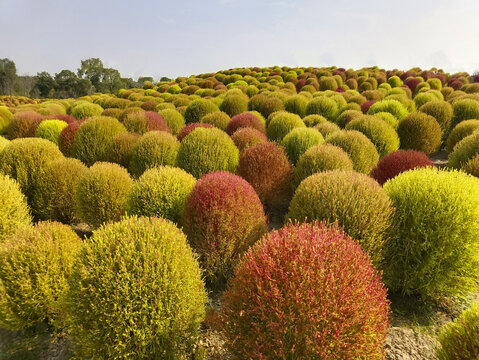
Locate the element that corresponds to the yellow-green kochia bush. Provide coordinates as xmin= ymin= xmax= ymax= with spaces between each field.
xmin=287 ymin=170 xmax=394 ymax=267
xmin=177 ymin=127 xmax=239 ymax=179
xmin=219 ymin=94 xmax=248 ymax=117
xmin=451 ymin=98 xmax=479 ymax=129
xmin=158 ymin=108 xmax=185 ymax=135
xmin=383 ymin=168 xmax=479 ymax=299
xmin=70 ymin=102 xmax=103 ymax=120
xmin=72 ymin=116 xmax=127 ymax=166
xmin=0 ymin=137 xmax=9 ymax=152
xmin=201 ymin=111 xmax=230 ymax=131
xmin=281 ymin=127 xmax=324 ymax=165
xmin=266 ymin=112 xmax=305 ymax=142
xmin=446 ymin=120 xmax=479 ymax=153
xmin=74 ymin=162 xmax=132 ymax=228
xmin=127 ymin=166 xmax=196 ymax=225
xmin=367 ymin=99 xmax=409 ymax=120
xmin=397 ymin=111 xmax=442 ymax=155
xmin=65 ymin=216 xmax=207 ymax=359
xmin=448 ymin=132 xmax=479 ymax=169
xmin=314 ymin=121 xmax=341 ymax=137
xmin=305 ymin=96 xmax=339 ymax=121
xmin=184 ymin=98 xmax=219 ymax=124
xmin=0 ymin=222 xmax=81 ymax=329
xmin=284 ymin=94 xmax=309 ymax=117
xmin=419 ymin=100 xmax=453 ymax=136
xmin=302 ymin=114 xmax=327 ymax=127
xmin=0 ymin=174 xmax=31 ymax=241
xmin=34 ymin=119 xmax=68 ymax=145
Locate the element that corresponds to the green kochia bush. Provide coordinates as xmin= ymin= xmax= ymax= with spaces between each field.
xmin=176 ymin=128 xmax=239 ymax=179
xmin=383 ymin=168 xmax=479 ymax=299
xmin=35 ymin=119 xmax=68 ymax=145
xmin=446 ymin=119 xmax=479 ymax=153
xmin=287 ymin=170 xmax=394 ymax=267
xmin=0 ymin=174 xmax=31 ymax=241
xmin=284 ymin=94 xmax=308 ymax=117
xmin=451 ymin=98 xmax=479 ymax=129
xmin=367 ymin=99 xmax=409 ymax=120
xmin=65 ymin=216 xmax=207 ymax=359
xmin=183 ymin=171 xmax=267 ymax=286
xmin=398 ymin=111 xmax=442 ymax=155
xmin=281 ymin=127 xmax=324 ymax=165
xmin=201 ymin=111 xmax=230 ymax=131
xmin=158 ymin=108 xmax=185 ymax=135
xmin=71 ymin=102 xmax=103 ymax=120
xmin=302 ymin=114 xmax=327 ymax=127
xmin=314 ymin=121 xmax=341 ymax=137
xmin=463 ymin=154 xmax=479 ymax=177
xmin=0 ymin=222 xmax=81 ymax=329
xmin=74 ymin=162 xmax=133 ymax=228
xmin=220 ymin=222 xmax=390 ymax=359
xmin=419 ymin=100 xmax=453 ymax=136
xmin=448 ymin=132 xmax=479 ymax=169
xmin=219 ymin=94 xmax=248 ymax=117
xmin=0 ymin=137 xmax=9 ymax=152
xmin=266 ymin=112 xmax=305 ymax=142
xmin=184 ymin=98 xmax=219 ymax=124
xmin=127 ymin=166 xmax=196 ymax=225
xmin=305 ymin=96 xmax=339 ymax=121
xmin=72 ymin=116 xmax=127 ymax=166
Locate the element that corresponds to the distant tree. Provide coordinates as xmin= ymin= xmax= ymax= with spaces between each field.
xmin=160 ymin=76 xmax=171 ymax=82
xmin=0 ymin=58 xmax=18 ymax=96
xmin=15 ymin=75 xmax=37 ymax=97
xmin=138 ymin=76 xmax=154 ymax=84
xmin=121 ymin=77 xmax=139 ymax=89
xmin=77 ymin=58 xmax=104 ymax=90
xmin=55 ymin=69 xmax=78 ymax=98
xmin=99 ymin=68 xmax=124 ymax=93
xmin=34 ymin=72 xmax=56 ymax=98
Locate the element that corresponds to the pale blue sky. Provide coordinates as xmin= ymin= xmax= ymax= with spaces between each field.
xmin=1 ymin=0 xmax=478 ymax=80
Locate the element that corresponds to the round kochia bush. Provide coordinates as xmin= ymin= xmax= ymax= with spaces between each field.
xmin=448 ymin=132 xmax=479 ymax=169
xmin=184 ymin=98 xmax=219 ymax=124
xmin=123 ymin=111 xmax=170 ymax=134
xmin=200 ymin=111 xmax=230 ymax=131
xmin=74 ymin=162 xmax=132 ymax=228
xmin=281 ymin=127 xmax=324 ymax=165
xmin=158 ymin=108 xmax=184 ymax=135
xmin=177 ymin=127 xmax=239 ymax=179
xmin=305 ymin=96 xmax=339 ymax=121
xmin=419 ymin=100 xmax=453 ymax=136
xmin=0 ymin=222 xmax=81 ymax=329
xmin=35 ymin=119 xmax=68 ymax=145
xmin=463 ymin=154 xmax=479 ymax=177
xmin=284 ymin=94 xmax=308 ymax=117
xmin=230 ymin=127 xmax=267 ymax=152
xmin=437 ymin=302 xmax=479 ymax=360
xmin=287 ymin=170 xmax=394 ymax=266
xmin=58 ymin=121 xmax=80 ymax=156
xmin=177 ymin=122 xmax=213 ymax=141
xmin=371 ymin=150 xmax=434 ymax=185
xmin=65 ymin=216 xmax=207 ymax=359
xmin=72 ymin=116 xmax=127 ymax=166
xmin=0 ymin=174 xmax=31 ymax=241
xmin=451 ymin=98 xmax=479 ymax=128
xmin=293 ymin=144 xmax=354 ymax=188
xmin=127 ymin=166 xmax=196 ymax=225
xmin=110 ymin=132 xmax=139 ymax=168
xmin=182 ymin=171 xmax=267 ymax=286
xmin=227 ymin=112 xmax=266 ymax=135
xmin=219 ymin=94 xmax=248 ymax=117
xmin=367 ymin=99 xmax=409 ymax=120
xmin=398 ymin=111 xmax=442 ymax=155
xmin=71 ymin=102 xmax=103 ymax=120
xmin=446 ymin=119 xmax=479 ymax=153
xmin=266 ymin=112 xmax=305 ymax=142
xmin=7 ymin=111 xmax=44 ymax=139
xmin=383 ymin=168 xmax=479 ymax=298
xmin=220 ymin=221 xmax=390 ymax=360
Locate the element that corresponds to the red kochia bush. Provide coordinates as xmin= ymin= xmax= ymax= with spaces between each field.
xmin=226 ymin=112 xmax=266 ymax=135
xmin=361 ymin=100 xmax=376 ymax=114
xmin=8 ymin=111 xmax=45 ymax=139
xmin=371 ymin=149 xmax=435 ymax=185
xmin=58 ymin=121 xmax=81 ymax=156
xmin=220 ymin=221 xmax=390 ymax=359
xmin=182 ymin=171 xmax=267 ymax=286
xmin=405 ymin=78 xmax=421 ymax=93
xmin=177 ymin=122 xmax=213 ymax=142
xmin=51 ymin=114 xmax=77 ymax=124
xmin=237 ymin=142 xmax=293 ymax=210
xmin=231 ymin=127 xmax=267 ymax=152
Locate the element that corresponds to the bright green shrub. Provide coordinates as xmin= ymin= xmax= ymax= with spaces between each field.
xmin=319 ymin=76 xmax=338 ymax=91
xmin=448 ymin=132 xmax=479 ymax=169
xmin=383 ymin=168 xmax=479 ymax=298
xmin=452 ymin=98 xmax=479 ymax=128
xmin=127 ymin=166 xmax=196 ymax=225
xmin=305 ymin=96 xmax=339 ymax=121
xmin=388 ymin=75 xmax=403 ymax=87
xmin=0 ymin=137 xmax=9 ymax=152
xmin=398 ymin=111 xmax=442 ymax=155
xmin=34 ymin=119 xmax=68 ymax=145
xmin=284 ymin=94 xmax=308 ymax=117
xmin=72 ymin=116 xmax=127 ymax=166
xmin=374 ymin=111 xmax=399 ymax=129
xmin=110 ymin=132 xmax=139 ymax=168
xmin=325 ymin=130 xmax=379 ymax=174
xmin=446 ymin=120 xmax=479 ymax=152
xmin=419 ymin=100 xmax=453 ymax=136
xmin=71 ymin=102 xmax=103 ymax=120
xmin=219 ymin=94 xmax=248 ymax=117
xmin=65 ymin=216 xmax=206 ymax=359
xmin=427 ymin=78 xmax=442 ymax=90
xmin=74 ymin=162 xmax=132 ymax=228
xmin=414 ymin=92 xmax=437 ymax=108
xmin=302 ymin=114 xmax=327 ymax=127
xmin=287 ymin=170 xmax=394 ymax=266
xmin=293 ymin=144 xmax=354 ymax=188
xmin=177 ymin=127 xmax=239 ymax=178
xmin=128 ymin=131 xmax=180 ymax=177
xmin=158 ymin=108 xmax=185 ymax=135
xmin=266 ymin=112 xmax=305 ymax=142
xmin=0 ymin=138 xmax=63 ymax=212
xmin=367 ymin=99 xmax=409 ymax=120
xmin=201 ymin=111 xmax=230 ymax=131
xmin=336 ymin=109 xmax=363 ymax=128
xmin=281 ymin=127 xmax=324 ymax=165
xmin=0 ymin=222 xmax=81 ymax=329
xmin=314 ymin=121 xmax=341 ymax=137
xmin=33 ymin=158 xmax=88 ymax=223
xmin=345 ymin=115 xmax=399 ymax=157
xmin=0 ymin=174 xmax=31 ymax=241
xmin=184 ymin=98 xmax=219 ymax=124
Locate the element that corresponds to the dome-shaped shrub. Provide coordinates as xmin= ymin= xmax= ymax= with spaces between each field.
xmin=293 ymin=144 xmax=354 ymax=188
xmin=34 ymin=119 xmax=68 ymax=145
xmin=33 ymin=158 xmax=88 ymax=223
xmin=183 ymin=171 xmax=267 ymax=286
xmin=419 ymin=100 xmax=453 ymax=136
xmin=256 ymin=96 xmax=285 ymax=119
xmin=128 ymin=131 xmax=180 ymax=177
xmin=230 ymin=127 xmax=267 ymax=152
xmin=448 ymin=132 xmax=479 ymax=169
xmin=7 ymin=111 xmax=44 ymax=139
xmin=158 ymin=108 xmax=184 ymax=135
xmin=383 ymin=168 xmax=479 ymax=298
xmin=123 ymin=111 xmax=170 ymax=134
xmin=0 ymin=174 xmax=31 ymax=241
xmin=302 ymin=114 xmax=327 ymax=127
xmin=374 ymin=111 xmax=399 ymax=129
xmin=414 ymin=92 xmax=437 ymax=108
xmin=367 ymin=99 xmax=409 ymax=120
xmin=388 ymin=75 xmax=403 ymax=87
xmin=284 ymin=94 xmax=308 ymax=117
xmin=0 ymin=107 xmax=12 ymax=134
xmin=325 ymin=130 xmax=379 ymax=174
xmin=345 ymin=115 xmax=399 ymax=157
xmin=127 ymin=166 xmax=196 ymax=225
xmin=71 ymin=102 xmax=103 ymax=120
xmin=227 ymin=112 xmax=266 ymax=136
xmin=437 ymin=302 xmax=479 ymax=360
xmin=314 ymin=121 xmax=341 ymax=137
xmin=65 ymin=216 xmax=206 ymax=359
xmin=177 ymin=127 xmax=239 ymax=179
xmin=371 ymin=150 xmax=434 ymax=185
xmin=0 ymin=138 xmax=63 ymax=212
xmin=305 ymin=96 xmax=339 ymax=121
xmin=220 ymin=221 xmax=390 ymax=359
xmin=451 ymin=98 xmax=479 ymax=128
xmin=463 ymin=154 xmax=479 ymax=177
xmin=200 ymin=111 xmax=230 ymax=131
xmin=287 ymin=170 xmax=393 ymax=266
xmin=74 ymin=162 xmax=132 ymax=228
xmin=446 ymin=120 xmax=479 ymax=152
xmin=237 ymin=142 xmax=293 ymax=209
xmin=281 ymin=127 xmax=324 ymax=165
xmin=0 ymin=222 xmax=81 ymax=329
xmin=177 ymin=122 xmax=213 ymax=142
xmin=58 ymin=121 xmax=80 ymax=156
xmin=335 ymin=109 xmax=363 ymax=128
xmin=266 ymin=112 xmax=305 ymax=142
xmin=219 ymin=94 xmax=248 ymax=117
xmin=110 ymin=132 xmax=140 ymax=168
xmin=0 ymin=137 xmax=9 ymax=152
xmin=360 ymin=100 xmax=376 ymax=114
xmin=72 ymin=116 xmax=127 ymax=166
xmin=398 ymin=111 xmax=442 ymax=155
xmin=184 ymin=98 xmax=219 ymax=124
